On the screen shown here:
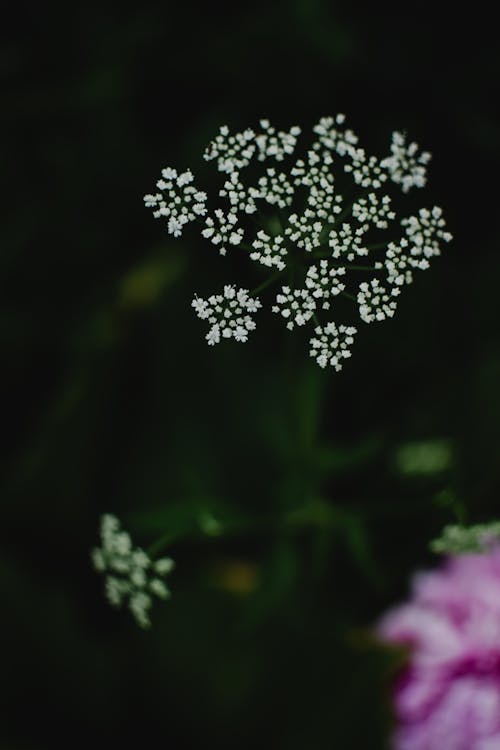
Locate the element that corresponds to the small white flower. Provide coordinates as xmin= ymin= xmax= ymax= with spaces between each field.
xmin=206 ymin=326 xmax=220 ymax=345
xmin=129 ymin=592 xmax=153 ymax=629
xmin=114 ymin=530 xmax=132 ymax=555
xmin=176 ymin=170 xmax=194 ymax=187
xmin=149 ymin=578 xmax=170 ymax=599
xmin=91 ymin=548 xmax=106 ymax=572
xmin=105 ymin=576 xmax=130 ymax=607
xmin=167 ymin=216 xmax=187 ymax=238
xmin=161 ymin=167 xmax=177 ymax=180
xmin=144 ymin=193 xmax=161 ymax=208
xmin=130 ymin=567 xmax=147 ymax=588
xmin=132 ymin=549 xmax=150 ymax=569
xmin=91 ymin=514 xmax=174 ymax=628
xmin=191 ymin=297 xmax=210 ymax=319
xmin=154 ymin=557 xmax=175 ymax=574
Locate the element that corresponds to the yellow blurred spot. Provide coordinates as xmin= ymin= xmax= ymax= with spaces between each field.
xmin=117 ymin=250 xmax=186 ymax=310
xmin=211 ymin=559 xmax=259 ymax=596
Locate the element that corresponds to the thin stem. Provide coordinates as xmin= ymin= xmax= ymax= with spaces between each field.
xmin=251 ymin=269 xmax=286 ymax=295
xmin=239 ymin=241 xmax=255 ymax=253
xmin=146 ymin=499 xmax=356 ymax=558
xmin=341 ymin=291 xmax=357 ymax=303
xmin=147 ymin=531 xmax=179 ymax=557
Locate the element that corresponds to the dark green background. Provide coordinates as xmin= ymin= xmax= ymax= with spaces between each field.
xmin=2 ymin=2 xmax=500 ymax=747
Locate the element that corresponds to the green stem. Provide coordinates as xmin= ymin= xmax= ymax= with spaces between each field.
xmin=251 ymin=269 xmax=287 ymax=295
xmin=342 ymin=291 xmax=357 ymax=303
xmin=147 ymin=531 xmax=179 ymax=557
xmin=240 ymin=241 xmax=255 ymax=253
xmin=146 ymin=500 xmax=354 ymax=558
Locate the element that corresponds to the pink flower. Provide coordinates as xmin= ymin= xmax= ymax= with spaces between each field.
xmin=378 ymin=550 xmax=500 ymax=750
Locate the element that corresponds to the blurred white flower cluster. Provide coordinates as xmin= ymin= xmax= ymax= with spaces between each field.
xmin=431 ymin=522 xmax=500 ymax=555
xmin=144 ymin=116 xmax=452 ymax=370
xmin=92 ymin=514 xmax=174 ymax=628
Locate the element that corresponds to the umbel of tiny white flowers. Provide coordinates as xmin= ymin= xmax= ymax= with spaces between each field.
xmin=144 ymin=116 xmax=452 ymax=371
xmin=191 ymin=285 xmax=261 ymax=346
xmin=431 ymin=521 xmax=500 ymax=555
xmin=380 ymin=131 xmax=432 ymax=194
xmin=91 ymin=514 xmax=174 ymax=628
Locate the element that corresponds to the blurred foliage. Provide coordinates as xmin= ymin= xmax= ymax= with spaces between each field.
xmin=1 ymin=1 xmax=500 ymax=748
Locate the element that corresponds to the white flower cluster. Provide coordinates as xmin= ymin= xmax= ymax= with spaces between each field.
xmin=192 ymin=285 xmax=261 ymax=345
xmin=144 ymin=168 xmax=207 ymax=237
xmin=290 ymin=149 xmax=343 ymax=225
xmin=431 ymin=522 xmax=500 ymax=555
xmin=309 ymin=323 xmax=357 ymax=370
xmin=352 ymin=193 xmax=395 ymax=229
xmin=250 ymin=231 xmax=287 ymax=271
xmin=402 ymin=206 xmax=452 ymax=259
xmin=285 ymin=210 xmax=324 ymax=252
xmin=145 ymin=115 xmax=452 ymax=371
xmin=255 ymin=120 xmax=302 ymax=162
xmin=382 ymin=238 xmax=429 ymax=286
xmin=344 ymin=149 xmax=387 ymax=190
xmin=204 ymin=125 xmax=256 ymax=173
xmin=304 ymin=261 xmax=346 ymax=309
xmin=219 ymin=172 xmax=257 ymax=214
xmin=202 ymin=209 xmax=244 ymax=255
xmin=249 ymin=168 xmax=294 ymax=208
xmin=272 ymin=262 xmax=345 ymax=329
xmin=357 ymin=279 xmax=400 ymax=323
xmin=92 ymin=514 xmax=174 ymax=628
xmin=273 ymin=285 xmax=317 ymax=329
xmin=381 ymin=131 xmax=431 ymax=193
xmin=203 ymin=120 xmax=301 ymax=173
xmin=329 ymin=223 xmax=368 ymax=261
xmin=312 ymin=114 xmax=358 ymax=156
